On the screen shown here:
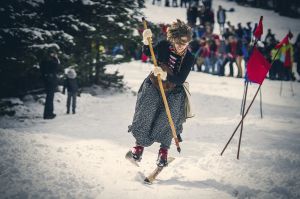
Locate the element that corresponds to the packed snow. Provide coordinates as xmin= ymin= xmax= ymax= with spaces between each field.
xmin=1 ymin=0 xmax=300 ymax=199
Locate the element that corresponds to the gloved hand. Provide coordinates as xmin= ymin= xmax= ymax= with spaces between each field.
xmin=153 ymin=66 xmax=167 ymax=81
xmin=142 ymin=29 xmax=152 ymax=45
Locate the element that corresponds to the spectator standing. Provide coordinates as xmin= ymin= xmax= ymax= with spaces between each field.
xmin=63 ymin=68 xmax=79 ymax=114
xmin=217 ymin=5 xmax=226 ymax=34
xmin=294 ymin=34 xmax=300 ymax=81
xmin=40 ymin=49 xmax=60 ymax=119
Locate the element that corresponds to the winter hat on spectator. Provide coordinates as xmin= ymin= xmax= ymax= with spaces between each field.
xmin=67 ymin=69 xmax=77 ymax=79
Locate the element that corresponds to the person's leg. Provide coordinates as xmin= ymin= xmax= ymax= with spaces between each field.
xmin=236 ymin=56 xmax=243 ymax=78
xmin=44 ymin=91 xmax=51 ymax=118
xmin=297 ymin=62 xmax=300 ymax=81
xmin=287 ymin=67 xmax=292 ymax=81
xmin=44 ymin=90 xmax=55 ymax=119
xmin=270 ymin=60 xmax=279 ymax=80
xmin=67 ymin=92 xmax=71 ymax=114
xmin=156 ymin=147 xmax=168 ymax=167
xmin=215 ymin=57 xmax=223 ymax=75
xmin=49 ymin=91 xmax=54 ymax=115
xmin=284 ymin=67 xmax=290 ymax=81
xmin=129 ymin=80 xmax=161 ymax=149
xmin=196 ymin=57 xmax=204 ymax=72
xmin=154 ymin=89 xmax=185 ymax=167
xmin=269 ymin=61 xmax=275 ymax=80
xmin=204 ymin=57 xmax=210 ymax=73
xmin=278 ymin=61 xmax=284 ymax=80
xmin=211 ymin=55 xmax=217 ymax=74
xmin=229 ymin=59 xmax=234 ymax=77
xmin=72 ymin=92 xmax=77 ymax=114
xmin=273 ymin=60 xmax=278 ymax=79
xmin=220 ymin=58 xmax=228 ymax=76
xmin=130 ymin=145 xmax=144 ymax=161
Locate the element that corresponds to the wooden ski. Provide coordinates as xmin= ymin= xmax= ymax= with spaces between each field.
xmin=144 ymin=157 xmax=175 ymax=184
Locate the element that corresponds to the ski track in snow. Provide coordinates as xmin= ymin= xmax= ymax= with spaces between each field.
xmin=1 ymin=60 xmax=300 ymax=199
xmin=1 ymin=0 xmax=300 ymax=198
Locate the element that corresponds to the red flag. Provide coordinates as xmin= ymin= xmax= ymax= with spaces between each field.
xmin=275 ymin=33 xmax=291 ymax=49
xmin=275 ymin=34 xmax=289 ymax=49
xmin=246 ymin=47 xmax=271 ymax=84
xmin=253 ymin=16 xmax=263 ymax=39
xmin=284 ymin=47 xmax=292 ymax=68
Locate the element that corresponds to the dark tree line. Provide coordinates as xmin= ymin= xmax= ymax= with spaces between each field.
xmin=233 ymin=0 xmax=300 ymax=18
xmin=0 ymin=0 xmax=145 ymax=98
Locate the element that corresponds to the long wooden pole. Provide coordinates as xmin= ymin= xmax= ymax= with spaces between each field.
xmin=237 ymin=81 xmax=248 ymax=159
xmin=221 ymin=84 xmax=261 ymax=156
xmin=142 ymin=18 xmax=181 ymax=153
xmin=240 ymin=81 xmax=247 ymax=115
xmin=260 ymin=88 xmax=263 ymax=118
xmin=221 ymin=47 xmax=282 ymax=156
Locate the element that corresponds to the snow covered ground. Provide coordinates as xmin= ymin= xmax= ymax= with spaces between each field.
xmin=1 ymin=1 xmax=300 ymax=199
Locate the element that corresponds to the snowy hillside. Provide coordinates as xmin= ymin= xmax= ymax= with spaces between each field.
xmin=1 ymin=1 xmax=300 ymax=199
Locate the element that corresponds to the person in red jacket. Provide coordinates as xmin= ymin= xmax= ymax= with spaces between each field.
xmin=220 ymin=35 xmax=243 ymax=77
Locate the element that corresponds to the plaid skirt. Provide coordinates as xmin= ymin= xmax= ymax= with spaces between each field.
xmin=128 ymin=76 xmax=186 ymax=149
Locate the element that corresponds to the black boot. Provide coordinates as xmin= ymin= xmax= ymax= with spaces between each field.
xmin=156 ymin=148 xmax=168 ymax=167
xmin=131 ymin=146 xmax=144 ymax=162
xmin=44 ymin=113 xmax=56 ymax=119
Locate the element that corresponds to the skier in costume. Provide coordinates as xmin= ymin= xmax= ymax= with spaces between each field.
xmin=127 ymin=19 xmax=194 ymax=167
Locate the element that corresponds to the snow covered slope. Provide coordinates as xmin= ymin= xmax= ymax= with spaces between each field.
xmin=1 ymin=1 xmax=300 ymax=198
xmin=1 ymin=60 xmax=299 ymax=199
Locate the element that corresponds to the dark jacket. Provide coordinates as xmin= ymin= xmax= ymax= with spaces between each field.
xmin=199 ymin=8 xmax=214 ymax=25
xmin=217 ymin=9 xmax=226 ymax=24
xmin=40 ymin=56 xmax=60 ymax=91
xmin=143 ymin=40 xmax=195 ymax=85
xmin=63 ymin=78 xmax=78 ymax=93
xmin=187 ymin=7 xmax=198 ymax=25
xmin=40 ymin=56 xmax=60 ymax=77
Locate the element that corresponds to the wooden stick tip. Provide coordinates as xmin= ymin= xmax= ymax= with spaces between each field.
xmin=177 ymin=147 xmax=181 ymax=153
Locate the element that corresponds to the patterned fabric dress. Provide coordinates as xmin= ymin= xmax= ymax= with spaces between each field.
xmin=128 ymin=77 xmax=186 ymax=149
xmin=128 ymin=40 xmax=194 ymax=149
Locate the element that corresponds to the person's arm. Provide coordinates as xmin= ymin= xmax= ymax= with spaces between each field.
xmin=142 ymin=40 xmax=164 ymax=57
xmin=142 ymin=40 xmax=168 ymax=60
xmin=62 ymin=78 xmax=67 ymax=94
xmin=142 ymin=44 xmax=151 ymax=57
xmin=167 ymin=53 xmax=194 ymax=85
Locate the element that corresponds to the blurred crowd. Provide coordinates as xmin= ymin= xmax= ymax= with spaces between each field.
xmin=136 ymin=0 xmax=300 ymax=81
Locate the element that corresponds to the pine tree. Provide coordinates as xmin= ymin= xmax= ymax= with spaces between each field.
xmin=0 ymin=0 xmax=145 ymax=98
